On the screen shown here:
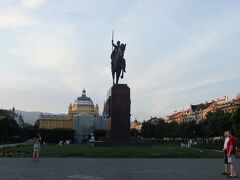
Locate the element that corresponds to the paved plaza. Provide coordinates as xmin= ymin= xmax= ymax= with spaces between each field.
xmin=0 ymin=158 xmax=239 ymax=180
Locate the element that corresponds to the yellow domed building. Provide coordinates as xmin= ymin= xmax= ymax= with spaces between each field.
xmin=68 ymin=89 xmax=99 ymax=119
xmin=36 ymin=89 xmax=99 ymax=129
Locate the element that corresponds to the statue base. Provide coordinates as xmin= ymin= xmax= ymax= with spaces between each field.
xmin=96 ymin=84 xmax=149 ymax=146
xmin=106 ymin=84 xmax=131 ymax=141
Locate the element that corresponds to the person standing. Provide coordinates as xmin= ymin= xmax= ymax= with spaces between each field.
xmin=222 ymin=131 xmax=229 ymax=175
xmin=88 ymin=134 xmax=95 ymax=147
xmin=226 ymin=131 xmax=238 ymax=178
xmin=33 ymin=133 xmax=42 ymax=162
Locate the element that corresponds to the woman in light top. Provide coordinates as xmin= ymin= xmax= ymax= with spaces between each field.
xmin=33 ymin=133 xmax=42 ymax=162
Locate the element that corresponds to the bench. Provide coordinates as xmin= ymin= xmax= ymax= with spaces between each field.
xmin=0 ymin=147 xmax=24 ymax=157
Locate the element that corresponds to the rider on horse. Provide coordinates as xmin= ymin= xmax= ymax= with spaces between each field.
xmin=111 ymin=40 xmax=126 ymax=73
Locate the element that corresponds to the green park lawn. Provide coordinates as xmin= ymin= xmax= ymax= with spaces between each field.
xmin=16 ymin=143 xmax=226 ymax=158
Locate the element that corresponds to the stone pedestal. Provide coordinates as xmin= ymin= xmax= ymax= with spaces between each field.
xmin=106 ymin=84 xmax=131 ymax=141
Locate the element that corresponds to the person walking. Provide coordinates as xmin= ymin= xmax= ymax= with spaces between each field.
xmin=33 ymin=133 xmax=42 ymax=162
xmin=227 ymin=131 xmax=238 ymax=178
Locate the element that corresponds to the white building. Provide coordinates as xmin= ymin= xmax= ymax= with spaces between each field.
xmin=73 ymin=113 xmax=107 ymax=143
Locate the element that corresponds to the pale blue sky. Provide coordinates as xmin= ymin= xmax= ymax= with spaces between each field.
xmin=0 ymin=0 xmax=240 ymax=121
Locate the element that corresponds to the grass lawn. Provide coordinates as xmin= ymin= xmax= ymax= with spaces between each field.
xmin=16 ymin=143 xmax=226 ymax=158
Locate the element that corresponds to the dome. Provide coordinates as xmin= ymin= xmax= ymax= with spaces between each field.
xmin=74 ymin=89 xmax=94 ymax=106
xmin=236 ymin=92 xmax=240 ymax=100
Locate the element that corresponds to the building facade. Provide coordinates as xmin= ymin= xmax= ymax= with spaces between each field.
xmin=73 ymin=113 xmax=107 ymax=143
xmin=0 ymin=109 xmax=15 ymax=120
xmin=36 ymin=114 xmax=71 ymax=129
xmin=168 ymin=92 xmax=240 ymax=123
xmin=131 ymin=119 xmax=142 ymax=130
xmin=36 ymin=89 xmax=99 ymax=129
xmin=167 ymin=110 xmax=189 ymax=123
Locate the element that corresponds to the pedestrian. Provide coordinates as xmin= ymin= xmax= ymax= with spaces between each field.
xmin=222 ymin=131 xmax=229 ymax=175
xmin=226 ymin=131 xmax=238 ymax=178
xmin=88 ymin=134 xmax=95 ymax=146
xmin=33 ymin=133 xmax=42 ymax=162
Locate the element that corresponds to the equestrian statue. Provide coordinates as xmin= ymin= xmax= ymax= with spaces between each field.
xmin=111 ymin=33 xmax=126 ymax=84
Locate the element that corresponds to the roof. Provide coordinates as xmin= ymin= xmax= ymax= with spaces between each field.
xmin=190 ymin=102 xmax=212 ymax=112
xmin=74 ymin=89 xmax=94 ymax=106
xmin=39 ymin=114 xmax=68 ymax=120
xmin=0 ymin=109 xmax=15 ymax=119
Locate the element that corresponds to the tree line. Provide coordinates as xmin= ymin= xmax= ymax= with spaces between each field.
xmin=0 ymin=116 xmax=74 ymax=144
xmin=1 ymin=109 xmax=239 ymax=144
xmin=138 ymin=109 xmax=240 ymax=141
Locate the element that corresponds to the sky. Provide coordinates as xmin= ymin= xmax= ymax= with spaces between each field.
xmin=0 ymin=0 xmax=240 ymax=121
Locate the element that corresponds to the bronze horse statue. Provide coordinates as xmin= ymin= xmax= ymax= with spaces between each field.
xmin=111 ymin=40 xmax=126 ymax=84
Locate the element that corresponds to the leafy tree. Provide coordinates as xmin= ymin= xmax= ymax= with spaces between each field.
xmin=164 ymin=122 xmax=178 ymax=139
xmin=130 ymin=128 xmax=140 ymax=137
xmin=205 ymin=112 xmax=218 ymax=137
xmin=0 ymin=117 xmax=20 ymax=143
xmin=231 ymin=109 xmax=240 ymax=137
xmin=0 ymin=117 xmax=20 ymax=136
xmin=197 ymin=120 xmax=208 ymax=138
xmin=153 ymin=120 xmax=165 ymax=139
xmin=141 ymin=121 xmax=154 ymax=139
xmin=18 ymin=113 xmax=25 ymax=128
xmin=205 ymin=110 xmax=231 ymax=137
xmin=215 ymin=111 xmax=231 ymax=135
xmin=185 ymin=121 xmax=197 ymax=138
xmin=179 ymin=122 xmax=189 ymax=139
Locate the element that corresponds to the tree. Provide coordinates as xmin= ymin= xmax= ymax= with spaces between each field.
xmin=130 ymin=128 xmax=140 ymax=137
xmin=205 ymin=110 xmax=231 ymax=137
xmin=185 ymin=121 xmax=197 ymax=139
xmin=141 ymin=121 xmax=154 ymax=139
xmin=164 ymin=122 xmax=178 ymax=139
xmin=231 ymin=109 xmax=240 ymax=137
xmin=197 ymin=120 xmax=208 ymax=138
xmin=205 ymin=112 xmax=218 ymax=137
xmin=153 ymin=120 xmax=165 ymax=139
xmin=0 ymin=117 xmax=20 ymax=143
xmin=18 ymin=113 xmax=25 ymax=128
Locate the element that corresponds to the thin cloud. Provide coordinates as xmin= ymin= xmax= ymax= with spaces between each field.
xmin=14 ymin=25 xmax=77 ymax=70
xmin=0 ymin=8 xmax=38 ymax=28
xmin=20 ymin=0 xmax=46 ymax=9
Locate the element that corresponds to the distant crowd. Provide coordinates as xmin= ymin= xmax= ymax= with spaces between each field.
xmin=58 ymin=139 xmax=72 ymax=145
